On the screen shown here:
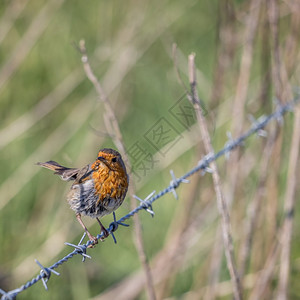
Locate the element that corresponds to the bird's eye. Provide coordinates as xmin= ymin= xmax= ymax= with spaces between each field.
xmin=111 ymin=157 xmax=117 ymax=163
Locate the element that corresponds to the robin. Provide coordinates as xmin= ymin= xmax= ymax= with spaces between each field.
xmin=37 ymin=148 xmax=128 ymax=245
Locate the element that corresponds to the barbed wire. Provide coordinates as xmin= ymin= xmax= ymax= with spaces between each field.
xmin=0 ymin=98 xmax=298 ymax=300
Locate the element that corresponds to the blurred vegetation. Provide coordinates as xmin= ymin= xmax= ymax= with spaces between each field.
xmin=0 ymin=0 xmax=300 ymax=299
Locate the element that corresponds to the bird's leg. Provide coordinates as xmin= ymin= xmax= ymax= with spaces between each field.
xmin=96 ymin=217 xmax=109 ymax=240
xmin=76 ymin=213 xmax=98 ymax=247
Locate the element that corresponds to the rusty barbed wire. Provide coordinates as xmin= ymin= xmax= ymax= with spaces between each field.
xmin=0 ymin=97 xmax=298 ymax=300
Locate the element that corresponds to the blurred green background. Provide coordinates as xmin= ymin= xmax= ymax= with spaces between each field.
xmin=0 ymin=0 xmax=300 ymax=299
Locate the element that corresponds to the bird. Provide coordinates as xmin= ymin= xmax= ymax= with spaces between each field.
xmin=37 ymin=148 xmax=128 ymax=246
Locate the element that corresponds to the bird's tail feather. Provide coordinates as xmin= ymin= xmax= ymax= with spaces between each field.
xmin=36 ymin=161 xmax=79 ymax=181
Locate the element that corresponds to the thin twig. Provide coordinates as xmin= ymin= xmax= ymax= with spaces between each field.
xmin=188 ymin=53 xmax=243 ymax=300
xmin=283 ymin=1 xmax=300 ymax=75
xmin=215 ymin=2 xmax=262 ymax=295
xmin=267 ymin=0 xmax=281 ymax=98
xmin=249 ymin=237 xmax=280 ymax=300
xmin=226 ymin=0 xmax=263 ymax=205
xmin=231 ymin=0 xmax=262 ymax=138
xmin=261 ymin=0 xmax=286 ymax=274
xmin=204 ymin=226 xmax=223 ymax=300
xmin=78 ymin=40 xmax=156 ymax=300
xmin=277 ymin=107 xmax=300 ymax=299
xmin=268 ymin=0 xmax=293 ymax=102
xmin=210 ymin=0 xmax=237 ymax=106
xmin=155 ymin=165 xmax=203 ymax=298
xmin=203 ymin=3 xmax=238 ymax=294
xmin=238 ymin=129 xmax=277 ymax=277
xmin=267 ymin=3 xmax=299 ymax=298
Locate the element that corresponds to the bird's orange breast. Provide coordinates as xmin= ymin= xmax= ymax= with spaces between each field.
xmin=91 ymin=165 xmax=128 ymax=206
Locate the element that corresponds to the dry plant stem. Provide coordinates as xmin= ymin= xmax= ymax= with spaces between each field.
xmin=251 ymin=5 xmax=300 ymax=294
xmin=249 ymin=237 xmax=280 ymax=300
xmin=204 ymin=227 xmax=223 ymax=300
xmin=217 ymin=2 xmax=262 ymax=291
xmin=231 ymin=0 xmax=262 ymax=129
xmin=132 ymin=213 xmax=156 ymax=300
xmin=268 ymin=4 xmax=299 ymax=297
xmin=251 ymin=125 xmax=283 ymax=292
xmin=97 ymin=244 xmax=276 ymax=300
xmin=226 ymin=0 xmax=262 ymax=195
xmin=79 ymin=40 xmax=126 ymax=155
xmin=156 ymin=170 xmax=203 ymax=299
xmin=79 ymin=40 xmax=156 ymax=300
xmin=284 ymin=1 xmax=300 ymax=74
xmin=193 ymin=265 xmax=280 ymax=299
xmin=220 ymin=1 xmax=261 ymax=295
xmin=265 ymin=128 xmax=282 ymax=236
xmin=204 ymin=3 xmax=239 ymax=297
xmin=263 ymin=0 xmax=286 ymax=252
xmin=277 ymin=108 xmax=300 ymax=299
xmin=268 ymin=0 xmax=293 ymax=102
xmin=258 ymin=4 xmax=272 ymax=106
xmin=188 ymin=54 xmax=242 ymax=300
xmin=238 ymin=130 xmax=276 ymax=277
xmin=210 ymin=0 xmax=236 ymax=105
xmin=227 ymin=0 xmax=262 ymax=200
xmin=267 ymin=0 xmax=284 ymax=102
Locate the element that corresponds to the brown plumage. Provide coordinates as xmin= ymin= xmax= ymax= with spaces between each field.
xmin=37 ymin=148 xmax=128 ymax=245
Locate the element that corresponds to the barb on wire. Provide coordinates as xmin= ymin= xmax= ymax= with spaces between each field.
xmin=200 ymin=166 xmax=213 ymax=176
xmin=107 ymin=212 xmax=130 ymax=244
xmin=35 ymin=259 xmax=60 ymax=290
xmin=2 ymin=97 xmax=298 ymax=300
xmin=65 ymin=233 xmax=91 ymax=262
xmin=0 ymin=288 xmax=17 ymax=300
xmin=134 ymin=191 xmax=156 ymax=217
xmin=248 ymin=114 xmax=268 ymax=137
xmin=169 ymin=170 xmax=190 ymax=200
xmin=197 ymin=153 xmax=214 ymax=176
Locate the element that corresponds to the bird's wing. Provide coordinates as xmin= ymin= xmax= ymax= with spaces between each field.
xmin=74 ymin=164 xmax=93 ymax=184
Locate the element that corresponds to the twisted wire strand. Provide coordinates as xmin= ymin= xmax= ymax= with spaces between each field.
xmin=0 ymin=98 xmax=298 ymax=300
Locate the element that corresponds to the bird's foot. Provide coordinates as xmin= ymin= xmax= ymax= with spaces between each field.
xmin=87 ymin=234 xmax=98 ymax=248
xmin=99 ymin=227 xmax=109 ymax=241
xmin=96 ymin=217 xmax=110 ymax=241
